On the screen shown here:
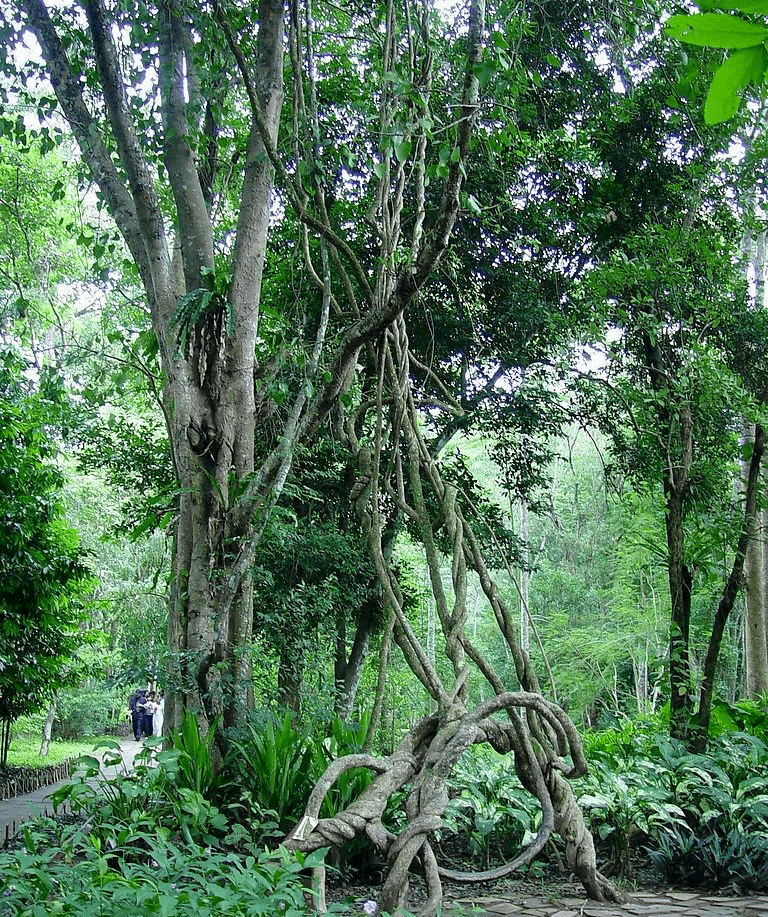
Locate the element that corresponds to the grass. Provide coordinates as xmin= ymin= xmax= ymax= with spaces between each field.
xmin=6 ymin=735 xmax=113 ymax=768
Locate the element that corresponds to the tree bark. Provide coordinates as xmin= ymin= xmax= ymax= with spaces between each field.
xmin=39 ymin=695 xmax=57 ymax=757
xmin=745 ymin=455 xmax=768 ymax=697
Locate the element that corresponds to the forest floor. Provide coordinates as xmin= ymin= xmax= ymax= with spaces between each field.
xmin=330 ymin=873 xmax=768 ymax=916
xmin=327 ymin=861 xmax=768 ymax=916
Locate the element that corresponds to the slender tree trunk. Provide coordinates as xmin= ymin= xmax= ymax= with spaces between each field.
xmin=745 ymin=487 xmax=768 ymax=697
xmin=666 ymin=482 xmax=694 ymax=740
xmin=694 ymin=423 xmax=766 ymax=748
xmin=519 ymin=499 xmax=530 ymax=655
xmin=39 ymin=696 xmax=57 ymax=757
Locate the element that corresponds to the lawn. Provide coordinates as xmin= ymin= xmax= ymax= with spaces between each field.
xmin=6 ymin=735 xmax=113 ymax=768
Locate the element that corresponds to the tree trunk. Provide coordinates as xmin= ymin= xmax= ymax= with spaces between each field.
xmin=666 ymin=482 xmax=694 ymax=740
xmin=39 ymin=696 xmax=57 ymax=757
xmin=519 ymin=499 xmax=530 ymax=655
xmin=334 ymin=599 xmax=375 ymax=720
xmin=694 ymin=423 xmax=766 ymax=748
xmin=745 ymin=489 xmax=768 ymax=698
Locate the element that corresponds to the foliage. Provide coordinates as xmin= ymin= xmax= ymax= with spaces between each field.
xmin=225 ymin=711 xmax=316 ymax=841
xmin=578 ymin=723 xmax=768 ymax=887
xmin=708 ymin=695 xmax=768 ymax=736
xmin=51 ymin=738 xmax=230 ymax=851
xmin=441 ymin=746 xmax=540 ymax=868
xmin=165 ymin=709 xmax=226 ymax=800
xmin=665 ymin=5 xmax=768 ymax=124
xmin=53 ymin=684 xmax=127 ymax=740
xmin=221 ymin=711 xmax=377 ymax=849
xmin=0 ymin=348 xmax=96 ymax=766
xmin=310 ymin=713 xmax=374 ymax=821
xmin=0 ymin=129 xmax=87 ymax=338
xmin=0 ymin=817 xmax=344 ymax=916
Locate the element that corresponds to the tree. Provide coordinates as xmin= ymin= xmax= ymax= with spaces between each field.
xmin=3 ymin=0 xmax=669 ymax=907
xmin=586 ymin=197 xmax=768 ymax=746
xmin=7 ymin=0 xmax=491 ymax=739
xmin=0 ymin=348 xmax=94 ymax=766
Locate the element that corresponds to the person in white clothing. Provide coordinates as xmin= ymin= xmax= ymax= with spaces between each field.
xmin=153 ymin=693 xmax=165 ymax=737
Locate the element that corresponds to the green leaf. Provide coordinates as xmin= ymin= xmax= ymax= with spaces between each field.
xmin=704 ymin=45 xmax=768 ymax=121
xmin=698 ymin=0 xmax=768 ymax=12
xmin=465 ymin=193 xmax=482 ymax=215
xmin=372 ymin=161 xmax=385 ymax=180
xmin=666 ymin=12 xmax=768 ymax=47
xmin=393 ymin=138 xmax=412 ymax=163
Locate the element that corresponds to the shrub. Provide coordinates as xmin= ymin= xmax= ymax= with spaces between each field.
xmin=225 ymin=711 xmax=315 ymax=842
xmin=576 ymin=724 xmax=768 ymax=890
xmin=53 ymin=684 xmax=126 ymax=739
xmin=441 ymin=746 xmax=540 ymax=867
xmin=0 ymin=819 xmax=348 ymax=916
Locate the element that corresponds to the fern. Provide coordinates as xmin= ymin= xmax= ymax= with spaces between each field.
xmin=170 ymin=287 xmax=216 ymax=353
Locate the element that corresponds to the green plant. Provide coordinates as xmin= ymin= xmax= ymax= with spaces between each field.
xmin=578 ymin=757 xmax=689 ymax=876
xmin=226 ymin=711 xmax=315 ymax=838
xmin=442 ymin=747 xmax=540 ymax=867
xmin=709 ymin=695 xmax=768 ymax=738
xmin=576 ymin=722 xmax=768 ymax=889
xmin=53 ymin=684 xmax=126 ymax=739
xmin=1 ymin=820 xmax=350 ymax=916
xmin=311 ymin=714 xmax=374 ymax=820
xmin=50 ymin=738 xmax=230 ymax=852
xmin=165 ymin=708 xmax=225 ymax=798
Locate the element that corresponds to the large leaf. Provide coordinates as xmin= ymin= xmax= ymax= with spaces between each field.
xmin=704 ymin=45 xmax=768 ymax=121
xmin=697 ymin=0 xmax=768 ymax=12
xmin=666 ymin=12 xmax=768 ymax=47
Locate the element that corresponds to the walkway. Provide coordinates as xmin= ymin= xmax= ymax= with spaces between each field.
xmin=450 ymin=889 xmax=768 ymax=917
xmin=0 ymin=737 xmax=142 ymax=845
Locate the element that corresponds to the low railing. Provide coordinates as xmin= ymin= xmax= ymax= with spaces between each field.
xmin=0 ymin=758 xmax=75 ymax=801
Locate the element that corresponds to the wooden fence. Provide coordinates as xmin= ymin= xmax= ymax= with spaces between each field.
xmin=0 ymin=758 xmax=75 ymax=801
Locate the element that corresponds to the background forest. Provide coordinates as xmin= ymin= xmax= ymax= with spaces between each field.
xmin=1 ymin=0 xmax=768 ymax=913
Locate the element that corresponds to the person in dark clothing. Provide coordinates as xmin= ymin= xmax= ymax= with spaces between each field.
xmin=128 ymin=690 xmax=144 ymax=740
xmin=141 ymin=691 xmax=157 ymax=737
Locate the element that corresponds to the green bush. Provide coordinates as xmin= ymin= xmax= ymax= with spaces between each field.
xmin=220 ymin=711 xmax=377 ymax=852
xmin=225 ymin=711 xmax=315 ymax=842
xmin=54 ymin=684 xmax=127 ymax=739
xmin=576 ymin=724 xmax=768 ymax=890
xmin=442 ymin=746 xmax=540 ymax=867
xmin=0 ymin=820 xmax=348 ymax=916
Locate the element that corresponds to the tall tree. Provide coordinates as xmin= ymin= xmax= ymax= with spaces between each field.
xmin=8 ymin=0 xmax=489 ymax=735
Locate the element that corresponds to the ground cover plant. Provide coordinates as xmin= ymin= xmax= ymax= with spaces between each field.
xmin=431 ymin=707 xmax=768 ymax=894
xmin=0 ymin=736 xmax=355 ymax=917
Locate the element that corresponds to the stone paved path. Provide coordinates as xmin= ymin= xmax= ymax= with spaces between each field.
xmin=0 ymin=737 xmax=141 ymax=845
xmin=448 ymin=889 xmax=768 ymax=917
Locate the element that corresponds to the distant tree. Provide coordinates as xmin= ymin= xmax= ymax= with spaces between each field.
xmin=0 ymin=348 xmax=94 ymax=767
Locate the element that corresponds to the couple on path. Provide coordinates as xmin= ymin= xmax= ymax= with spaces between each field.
xmin=128 ymin=689 xmax=164 ymax=740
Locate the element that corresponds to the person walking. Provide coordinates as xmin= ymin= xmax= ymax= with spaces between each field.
xmin=136 ymin=691 xmax=153 ymax=737
xmin=154 ymin=693 xmax=165 ymax=738
xmin=128 ymin=690 xmax=144 ymax=741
